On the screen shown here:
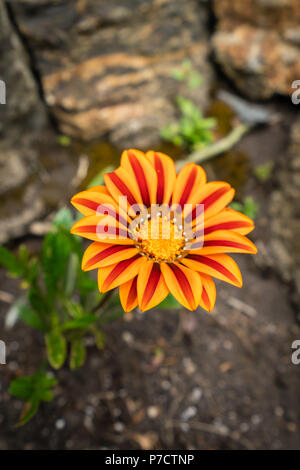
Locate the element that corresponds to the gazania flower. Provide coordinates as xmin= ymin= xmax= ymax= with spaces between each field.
xmin=71 ymin=149 xmax=257 ymax=312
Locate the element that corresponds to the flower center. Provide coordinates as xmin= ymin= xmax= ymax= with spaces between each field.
xmin=135 ymin=215 xmax=185 ymax=262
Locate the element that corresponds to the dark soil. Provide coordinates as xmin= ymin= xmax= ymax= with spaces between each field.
xmin=0 ymin=100 xmax=300 ymax=450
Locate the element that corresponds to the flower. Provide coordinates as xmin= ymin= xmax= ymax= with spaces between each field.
xmin=71 ymin=149 xmax=257 ymax=312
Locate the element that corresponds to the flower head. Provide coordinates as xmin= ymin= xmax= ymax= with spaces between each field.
xmin=71 ymin=149 xmax=257 ymax=312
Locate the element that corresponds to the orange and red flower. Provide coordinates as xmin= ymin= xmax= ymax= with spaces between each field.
xmin=71 ymin=149 xmax=257 ymax=312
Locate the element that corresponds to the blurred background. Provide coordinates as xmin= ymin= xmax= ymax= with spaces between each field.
xmin=0 ymin=0 xmax=300 ymax=450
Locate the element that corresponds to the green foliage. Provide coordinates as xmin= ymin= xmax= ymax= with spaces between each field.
xmin=70 ymin=338 xmax=86 ymax=370
xmin=0 ymin=207 xmax=110 ymax=425
xmin=254 ymin=162 xmax=274 ymax=182
xmin=9 ymin=368 xmax=57 ymax=426
xmin=231 ymin=196 xmax=260 ymax=220
xmin=57 ymin=135 xmax=72 ymax=147
xmin=158 ymin=294 xmax=182 ymax=310
xmin=87 ymin=165 xmax=115 ymax=188
xmin=161 ymin=96 xmax=216 ymax=151
xmin=171 ymin=59 xmax=203 ymax=89
xmin=46 ymin=331 xmax=67 ymax=369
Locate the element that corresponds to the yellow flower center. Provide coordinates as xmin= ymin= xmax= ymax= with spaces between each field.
xmin=135 ymin=215 xmax=185 ymax=262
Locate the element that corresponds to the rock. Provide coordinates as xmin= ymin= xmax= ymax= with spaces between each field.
xmin=0 ymin=2 xmax=50 ymax=242
xmin=8 ymin=0 xmax=213 ymax=148
xmin=269 ymin=116 xmax=300 ymax=304
xmin=212 ymin=0 xmax=300 ymax=99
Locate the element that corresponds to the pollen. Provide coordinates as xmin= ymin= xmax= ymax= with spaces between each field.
xmin=136 ymin=215 xmax=185 ymax=262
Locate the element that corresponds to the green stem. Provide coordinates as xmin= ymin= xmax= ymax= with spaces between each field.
xmin=175 ymin=123 xmax=250 ymax=170
xmin=92 ymin=290 xmax=114 ymax=314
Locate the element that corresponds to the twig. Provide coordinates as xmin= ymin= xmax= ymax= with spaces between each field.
xmin=175 ymin=124 xmax=250 ymax=170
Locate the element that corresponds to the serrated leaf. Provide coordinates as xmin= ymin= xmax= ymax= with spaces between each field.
xmin=46 ymin=331 xmax=67 ymax=369
xmin=70 ymin=338 xmax=86 ymax=370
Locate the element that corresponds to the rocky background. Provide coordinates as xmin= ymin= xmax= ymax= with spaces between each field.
xmin=0 ymin=0 xmax=300 ymax=450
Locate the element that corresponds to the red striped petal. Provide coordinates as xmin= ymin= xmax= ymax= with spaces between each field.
xmin=82 ymin=242 xmax=139 ymax=271
xmin=180 ymin=253 xmax=242 ymax=287
xmin=191 ymin=230 xmax=257 ymax=255
xmin=146 ymin=151 xmax=176 ymax=205
xmin=71 ymin=190 xmax=130 ymax=226
xmin=185 ymin=182 xmax=235 ymax=223
xmin=71 ymin=215 xmax=134 ymax=244
xmin=98 ymin=255 xmax=145 ymax=292
xmin=137 ymin=261 xmax=169 ymax=311
xmin=121 ymin=149 xmax=157 ymax=207
xmin=172 ymin=163 xmax=207 ymax=208
xmin=204 ymin=208 xmax=254 ymax=236
xmin=199 ymin=274 xmax=216 ymax=312
xmin=160 ymin=262 xmax=202 ymax=310
xmin=119 ymin=277 xmax=138 ymax=312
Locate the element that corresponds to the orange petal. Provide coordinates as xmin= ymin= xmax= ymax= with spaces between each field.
xmin=146 ymin=151 xmax=176 ymax=205
xmin=86 ymin=185 xmax=109 ymax=194
xmin=191 ymin=230 xmax=257 ymax=255
xmin=104 ymin=166 xmax=143 ymax=215
xmin=199 ymin=274 xmax=216 ymax=312
xmin=70 ymin=215 xmax=133 ymax=244
xmin=98 ymin=255 xmax=145 ymax=292
xmin=204 ymin=207 xmax=255 ymax=236
xmin=71 ymin=190 xmax=131 ymax=225
xmin=180 ymin=253 xmax=242 ymax=287
xmin=119 ymin=277 xmax=138 ymax=312
xmin=82 ymin=242 xmax=139 ymax=271
xmin=137 ymin=260 xmax=169 ymax=312
xmin=185 ymin=182 xmax=235 ymax=223
xmin=160 ymin=262 xmax=202 ymax=310
xmin=121 ymin=149 xmax=158 ymax=207
xmin=172 ymin=163 xmax=207 ymax=208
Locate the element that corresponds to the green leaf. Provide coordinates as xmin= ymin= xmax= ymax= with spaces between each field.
xmin=19 ymin=304 xmax=47 ymax=331
xmin=57 ymin=135 xmax=71 ymax=147
xmin=10 ymin=369 xmax=57 ymax=426
xmin=231 ymin=196 xmax=259 ymax=220
xmin=0 ymin=246 xmax=22 ymax=276
xmin=92 ymin=327 xmax=106 ymax=350
xmin=254 ymin=162 xmax=274 ymax=182
xmin=53 ymin=207 xmax=74 ymax=231
xmin=170 ymin=69 xmax=185 ymax=81
xmin=157 ymin=294 xmax=182 ymax=310
xmin=87 ymin=165 xmax=115 ymax=189
xmin=41 ymin=231 xmax=72 ymax=297
xmin=70 ymin=338 xmax=86 ymax=370
xmin=188 ymin=73 xmax=202 ymax=89
xmin=17 ymin=400 xmax=40 ymax=427
xmin=9 ymin=376 xmax=35 ymax=400
xmin=61 ymin=314 xmax=97 ymax=331
xmin=64 ymin=253 xmax=79 ymax=297
xmin=46 ymin=331 xmax=67 ymax=369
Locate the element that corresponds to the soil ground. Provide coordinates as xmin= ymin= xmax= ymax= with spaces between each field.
xmin=0 ymin=99 xmax=299 ymax=450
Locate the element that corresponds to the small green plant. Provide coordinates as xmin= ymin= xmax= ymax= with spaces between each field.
xmin=231 ymin=196 xmax=260 ymax=220
xmin=9 ymin=365 xmax=57 ymax=426
xmin=0 ymin=207 xmax=123 ymax=425
xmin=57 ymin=135 xmax=72 ymax=147
xmin=254 ymin=162 xmax=274 ymax=182
xmin=161 ymin=96 xmax=216 ymax=151
xmin=171 ymin=59 xmax=203 ymax=89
